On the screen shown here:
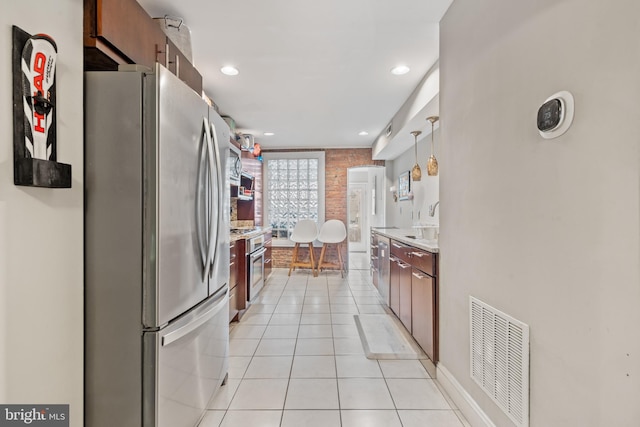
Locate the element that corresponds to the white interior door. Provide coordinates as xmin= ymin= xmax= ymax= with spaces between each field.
xmin=347 ymin=182 xmax=368 ymax=252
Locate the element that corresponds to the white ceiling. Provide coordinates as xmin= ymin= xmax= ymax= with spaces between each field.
xmin=137 ymin=0 xmax=452 ymax=151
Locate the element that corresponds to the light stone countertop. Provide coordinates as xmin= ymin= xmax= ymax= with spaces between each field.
xmin=230 ymin=226 xmax=272 ymax=242
xmin=371 ymin=227 xmax=439 ymax=254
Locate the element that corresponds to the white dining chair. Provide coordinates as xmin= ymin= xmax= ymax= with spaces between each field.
xmin=316 ymin=220 xmax=347 ymax=277
xmin=288 ymin=220 xmax=319 ymax=276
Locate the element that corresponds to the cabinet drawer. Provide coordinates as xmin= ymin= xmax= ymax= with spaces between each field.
xmin=390 ymin=240 xmax=412 ymax=264
xmin=409 ymin=249 xmax=435 ymax=276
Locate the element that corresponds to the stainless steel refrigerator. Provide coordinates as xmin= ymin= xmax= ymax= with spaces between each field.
xmin=85 ymin=64 xmax=230 ymax=427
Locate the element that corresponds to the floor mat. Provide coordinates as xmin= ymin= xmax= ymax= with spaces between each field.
xmin=354 ymin=313 xmax=427 ymax=360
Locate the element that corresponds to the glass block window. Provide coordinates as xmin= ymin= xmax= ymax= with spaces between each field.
xmin=263 ymin=152 xmax=325 ymax=245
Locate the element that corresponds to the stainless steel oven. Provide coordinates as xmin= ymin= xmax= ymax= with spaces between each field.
xmin=247 ymin=234 xmax=266 ymax=301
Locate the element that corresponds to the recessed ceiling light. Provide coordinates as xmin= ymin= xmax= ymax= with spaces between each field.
xmin=264 ymin=132 xmax=275 ymax=136
xmin=358 ymin=131 xmax=369 ymax=136
xmin=391 ymin=65 xmax=410 ymax=75
xmin=220 ymin=66 xmax=239 ymax=76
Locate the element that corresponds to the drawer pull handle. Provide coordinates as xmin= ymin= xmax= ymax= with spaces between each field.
xmin=411 ymin=252 xmax=426 ymax=258
xmin=399 ymin=263 xmax=410 ymax=269
xmin=412 ymin=272 xmax=426 ymax=279
xmin=392 ymin=243 xmax=403 ymax=248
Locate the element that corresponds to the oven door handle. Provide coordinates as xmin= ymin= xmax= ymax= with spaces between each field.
xmin=250 ymin=247 xmax=267 ymax=259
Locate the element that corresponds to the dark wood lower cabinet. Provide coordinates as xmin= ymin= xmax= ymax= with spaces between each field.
xmin=229 ymin=241 xmax=239 ymax=322
xmin=398 ymin=259 xmax=412 ymax=332
xmin=264 ymin=232 xmax=273 ymax=281
xmin=373 ymin=233 xmax=439 ymax=364
xmin=389 ymin=256 xmax=400 ymax=316
xmin=229 ymin=238 xmax=248 ymax=323
xmin=411 ymin=268 xmax=436 ymax=362
xmin=371 ymin=233 xmax=379 ymax=290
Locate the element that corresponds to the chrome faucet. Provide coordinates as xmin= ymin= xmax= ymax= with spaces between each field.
xmin=428 ymin=201 xmax=440 ymax=217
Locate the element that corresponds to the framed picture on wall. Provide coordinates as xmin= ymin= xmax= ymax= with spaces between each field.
xmin=398 ymin=170 xmax=410 ymax=201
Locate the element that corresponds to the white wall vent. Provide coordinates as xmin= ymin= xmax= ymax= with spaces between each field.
xmin=470 ymin=296 xmax=529 ymax=427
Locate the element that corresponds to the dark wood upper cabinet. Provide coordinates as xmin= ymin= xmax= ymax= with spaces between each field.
xmin=84 ymin=0 xmax=166 ymax=70
xmin=165 ymin=38 xmax=202 ymax=94
xmin=84 ymin=0 xmax=202 ymax=94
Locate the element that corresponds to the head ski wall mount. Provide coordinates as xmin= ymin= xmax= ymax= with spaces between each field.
xmin=12 ymin=25 xmax=71 ymax=188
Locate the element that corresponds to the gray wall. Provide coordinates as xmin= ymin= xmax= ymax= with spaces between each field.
xmin=0 ymin=2 xmax=84 ymax=424
xmin=439 ymin=0 xmax=640 ymax=425
xmin=386 ymin=129 xmax=440 ymax=228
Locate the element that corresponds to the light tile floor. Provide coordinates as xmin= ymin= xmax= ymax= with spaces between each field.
xmin=199 ymin=268 xmax=469 ymax=427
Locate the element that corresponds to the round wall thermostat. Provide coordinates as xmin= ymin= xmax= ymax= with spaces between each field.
xmin=537 ymin=90 xmax=574 ymax=139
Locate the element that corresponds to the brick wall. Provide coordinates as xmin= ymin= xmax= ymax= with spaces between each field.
xmin=266 ymin=148 xmax=384 ymax=271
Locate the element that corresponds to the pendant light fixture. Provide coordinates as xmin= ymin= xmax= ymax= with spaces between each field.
xmin=410 ymin=130 xmax=422 ymax=181
xmin=426 ymin=116 xmax=439 ymax=176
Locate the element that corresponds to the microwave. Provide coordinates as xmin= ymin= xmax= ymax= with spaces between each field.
xmin=228 ymin=142 xmax=242 ymax=186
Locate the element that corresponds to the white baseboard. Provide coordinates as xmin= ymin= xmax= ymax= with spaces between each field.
xmin=436 ymin=364 xmax=496 ymax=427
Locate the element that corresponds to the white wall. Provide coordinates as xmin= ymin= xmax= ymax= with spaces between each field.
xmin=386 ymin=129 xmax=440 ymax=228
xmin=439 ymin=0 xmax=640 ymax=425
xmin=0 ymin=2 xmax=83 ymax=425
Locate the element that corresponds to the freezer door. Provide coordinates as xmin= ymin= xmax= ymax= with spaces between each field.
xmin=144 ymin=287 xmax=229 ymax=427
xmin=145 ymin=64 xmax=211 ymax=327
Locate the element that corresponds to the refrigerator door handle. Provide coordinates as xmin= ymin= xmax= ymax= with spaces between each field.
xmin=208 ymin=120 xmax=224 ymax=278
xmin=196 ymin=118 xmax=209 ymax=274
xmin=161 ymin=288 xmax=228 ymax=347
xmin=203 ymin=118 xmax=217 ymax=281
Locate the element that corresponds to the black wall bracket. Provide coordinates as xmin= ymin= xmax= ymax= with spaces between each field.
xmin=12 ymin=25 xmax=71 ymax=188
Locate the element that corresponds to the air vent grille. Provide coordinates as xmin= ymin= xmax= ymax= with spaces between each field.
xmin=470 ymin=297 xmax=529 ymax=427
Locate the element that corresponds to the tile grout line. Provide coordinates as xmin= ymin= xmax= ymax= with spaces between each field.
xmin=328 ymin=275 xmax=343 ymax=426
xmin=278 ymin=272 xmax=306 ymax=426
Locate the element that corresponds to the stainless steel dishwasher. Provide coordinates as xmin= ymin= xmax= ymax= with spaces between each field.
xmin=377 ymin=236 xmax=390 ymax=306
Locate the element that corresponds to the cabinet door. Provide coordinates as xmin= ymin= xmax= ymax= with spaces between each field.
xmin=389 ymin=256 xmax=400 ymax=315
xmin=230 ymin=242 xmax=238 ymax=288
xmin=264 ymin=232 xmax=273 ymax=280
xmin=235 ymin=239 xmax=247 ymax=311
xmin=411 ymin=268 xmax=436 ymax=362
xmin=398 ymin=259 xmax=412 ymax=332
xmin=229 ymin=242 xmax=238 ymax=322
xmin=85 ymin=0 xmax=167 ymax=69
xmin=166 ymin=38 xmax=203 ymax=94
xmin=371 ymin=234 xmax=379 ymax=289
